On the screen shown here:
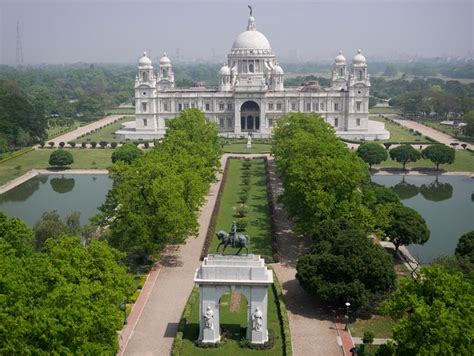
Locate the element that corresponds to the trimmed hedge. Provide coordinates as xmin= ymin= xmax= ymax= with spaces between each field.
xmin=263 ymin=157 xmax=279 ymax=262
xmin=0 ymin=147 xmax=35 ymax=164
xmin=271 ymin=269 xmax=293 ymax=356
xmin=171 ymin=287 xmax=199 ymax=356
xmin=200 ymin=156 xmax=231 ymax=260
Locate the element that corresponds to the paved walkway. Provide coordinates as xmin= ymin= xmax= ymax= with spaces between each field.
xmin=0 ymin=170 xmax=39 ymax=195
xmin=388 ymin=115 xmax=473 ymax=150
xmin=46 ymin=115 xmax=131 ymax=146
xmin=267 ymin=157 xmax=343 ymax=356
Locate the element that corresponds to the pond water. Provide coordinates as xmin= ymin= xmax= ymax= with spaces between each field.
xmin=372 ymin=175 xmax=474 ymax=264
xmin=0 ymin=174 xmax=112 ymax=227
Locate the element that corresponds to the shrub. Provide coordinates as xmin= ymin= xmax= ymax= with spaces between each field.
xmin=383 ymin=143 xmax=392 ymax=150
xmin=81 ymin=142 xmax=87 ymax=148
xmin=48 ymin=142 xmax=55 ymax=148
xmin=68 ymin=141 xmax=76 ymax=148
xmin=49 ymin=150 xmax=74 ymax=168
xmin=111 ymin=143 xmax=143 ymax=164
xmin=234 ymin=204 xmax=248 ymax=218
xmin=90 ymin=141 xmax=97 ymax=148
xmin=111 ymin=142 xmax=118 ymax=149
xmin=239 ymin=193 xmax=248 ymax=203
xmin=144 ymin=142 xmax=150 ymax=149
xmin=39 ymin=142 xmax=45 ymax=148
xmin=99 ymin=141 xmax=108 ymax=148
xmin=363 ymin=331 xmax=375 ymax=344
xmin=236 ymin=218 xmax=248 ymax=231
xmin=461 ymin=143 xmax=467 ymax=150
xmin=242 ymin=176 xmax=251 ymax=185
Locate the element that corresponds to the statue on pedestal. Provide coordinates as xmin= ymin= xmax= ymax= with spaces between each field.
xmin=252 ymin=307 xmax=263 ymax=331
xmin=246 ymin=134 xmax=252 ymax=148
xmin=203 ymin=306 xmax=214 ymax=329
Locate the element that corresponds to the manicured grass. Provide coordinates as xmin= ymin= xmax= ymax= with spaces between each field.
xmin=350 ymin=315 xmax=395 ymax=339
xmin=209 ymin=158 xmax=273 ymax=261
xmin=374 ymin=149 xmax=474 ymax=172
xmin=180 ymin=286 xmax=284 ymax=355
xmin=106 ymin=108 xmax=135 ymax=115
xmin=370 ymin=116 xmax=429 ymax=143
xmin=369 ymin=107 xmax=400 ymax=115
xmin=0 ymin=149 xmax=113 ymax=186
xmin=223 ymin=144 xmax=272 ymax=154
xmin=74 ymin=116 xmax=133 ymax=143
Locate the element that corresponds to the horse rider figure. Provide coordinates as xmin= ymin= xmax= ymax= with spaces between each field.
xmin=230 ymin=221 xmax=237 ymax=247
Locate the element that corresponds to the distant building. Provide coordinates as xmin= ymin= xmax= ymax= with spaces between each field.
xmin=117 ymin=12 xmax=389 ymax=140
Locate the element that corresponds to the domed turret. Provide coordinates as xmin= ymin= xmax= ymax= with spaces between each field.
xmin=160 ymin=52 xmax=171 ymax=65
xmin=335 ymin=51 xmax=346 ymax=65
xmin=272 ymin=64 xmax=284 ymax=75
xmin=353 ymin=49 xmax=366 ymax=66
xmin=219 ymin=64 xmax=231 ymax=75
xmin=138 ymin=52 xmax=152 ymax=68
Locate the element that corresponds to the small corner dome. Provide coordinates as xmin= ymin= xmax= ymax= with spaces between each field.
xmin=353 ymin=49 xmax=366 ymax=65
xmin=138 ymin=52 xmax=152 ymax=67
xmin=272 ymin=64 xmax=284 ymax=75
xmin=160 ymin=52 xmax=171 ymax=65
xmin=219 ymin=64 xmax=230 ymax=75
xmin=335 ymin=51 xmax=346 ymax=65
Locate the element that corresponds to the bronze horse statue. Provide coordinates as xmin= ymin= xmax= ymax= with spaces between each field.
xmin=216 ymin=230 xmax=250 ymax=255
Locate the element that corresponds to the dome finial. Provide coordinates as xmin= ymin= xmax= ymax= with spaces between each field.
xmin=358 ymin=49 xmax=362 ymax=54
xmin=247 ymin=6 xmax=256 ymax=31
xmin=143 ymin=51 xmax=147 ymax=56
xmin=248 ymin=5 xmax=253 ymax=16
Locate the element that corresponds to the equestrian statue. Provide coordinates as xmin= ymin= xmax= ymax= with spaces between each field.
xmin=216 ymin=221 xmax=250 ymax=255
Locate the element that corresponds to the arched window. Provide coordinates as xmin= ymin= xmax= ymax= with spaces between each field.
xmin=249 ymin=63 xmax=254 ymax=73
xmin=142 ymin=72 xmax=148 ymax=81
xmin=339 ymin=68 xmax=344 ymax=76
xmin=359 ymin=70 xmax=363 ymax=80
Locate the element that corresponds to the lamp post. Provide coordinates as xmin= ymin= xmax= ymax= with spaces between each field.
xmin=345 ymin=302 xmax=351 ymax=331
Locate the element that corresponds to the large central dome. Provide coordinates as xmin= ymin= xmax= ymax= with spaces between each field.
xmin=231 ymin=16 xmax=271 ymax=50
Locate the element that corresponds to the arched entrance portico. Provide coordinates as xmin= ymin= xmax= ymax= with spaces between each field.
xmin=194 ymin=254 xmax=273 ymax=344
xmin=240 ymin=101 xmax=260 ymax=132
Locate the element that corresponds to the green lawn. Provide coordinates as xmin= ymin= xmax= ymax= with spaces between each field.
xmin=0 ymin=149 xmax=113 ymax=186
xmin=74 ymin=116 xmax=133 ymax=143
xmin=369 ymin=107 xmax=400 ymax=115
xmin=209 ymin=158 xmax=273 ymax=261
xmin=374 ymin=149 xmax=474 ymax=172
xmin=106 ymin=108 xmax=135 ymax=115
xmin=223 ymin=144 xmax=272 ymax=154
xmin=370 ymin=116 xmax=429 ymax=143
xmin=350 ymin=315 xmax=395 ymax=339
xmin=181 ymin=286 xmax=284 ymax=355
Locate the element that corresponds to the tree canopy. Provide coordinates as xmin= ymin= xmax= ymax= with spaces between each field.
xmin=357 ymin=142 xmax=388 ymax=169
xmin=389 ymin=145 xmax=421 ymax=170
xmin=49 ymin=149 xmax=74 ymax=168
xmin=421 ymin=144 xmax=455 ymax=170
xmin=272 ymin=113 xmax=372 ymax=235
xmin=296 ymin=229 xmax=396 ymax=311
xmin=0 ymin=212 xmax=134 ymax=354
xmin=455 ymin=230 xmax=474 ymax=263
xmin=111 ymin=143 xmax=143 ymax=164
xmin=381 ymin=266 xmax=474 ymax=355
xmin=385 ymin=205 xmax=430 ymax=250
xmin=97 ymin=109 xmax=221 ymax=266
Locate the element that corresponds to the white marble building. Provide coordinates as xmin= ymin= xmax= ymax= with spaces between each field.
xmin=116 ymin=13 xmax=389 ymax=140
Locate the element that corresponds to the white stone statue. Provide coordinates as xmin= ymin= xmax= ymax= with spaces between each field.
xmin=246 ymin=134 xmax=252 ymax=148
xmin=203 ymin=306 xmax=214 ymax=329
xmin=252 ymin=307 xmax=263 ymax=332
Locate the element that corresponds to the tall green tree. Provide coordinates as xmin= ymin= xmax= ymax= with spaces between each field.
xmin=357 ymin=142 xmax=388 ymax=169
xmin=111 ymin=142 xmax=143 ymax=164
xmin=422 ymin=144 xmax=455 ymax=170
xmin=385 ymin=205 xmax=430 ymax=251
xmin=296 ymin=229 xmax=396 ymax=310
xmin=389 ymin=145 xmax=421 ymax=170
xmin=455 ymin=230 xmax=474 ymax=263
xmin=381 ymin=266 xmax=474 ymax=355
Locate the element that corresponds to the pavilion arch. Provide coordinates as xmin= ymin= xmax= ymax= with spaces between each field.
xmin=240 ymin=100 xmax=260 ymax=132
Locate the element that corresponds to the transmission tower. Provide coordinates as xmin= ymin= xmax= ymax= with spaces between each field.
xmin=16 ymin=20 xmax=24 ymax=68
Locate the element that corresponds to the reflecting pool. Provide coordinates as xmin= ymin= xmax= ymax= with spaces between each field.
xmin=0 ymin=174 xmax=112 ymax=226
xmin=372 ymin=175 xmax=474 ymax=264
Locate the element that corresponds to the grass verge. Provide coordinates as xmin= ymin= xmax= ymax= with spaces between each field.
xmin=0 ymin=149 xmax=113 ymax=186
xmin=74 ymin=116 xmax=132 ymax=143
xmin=223 ymin=144 xmax=272 ymax=154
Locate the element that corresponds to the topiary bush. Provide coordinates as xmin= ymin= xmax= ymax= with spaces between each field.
xmin=99 ymin=141 xmax=108 ymax=148
xmin=49 ymin=150 xmax=74 ymax=168
xmin=111 ymin=142 xmax=118 ymax=149
xmin=90 ymin=141 xmax=97 ymax=148
xmin=81 ymin=142 xmax=87 ymax=148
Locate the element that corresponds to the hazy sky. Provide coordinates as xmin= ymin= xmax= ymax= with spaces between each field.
xmin=0 ymin=0 xmax=472 ymax=65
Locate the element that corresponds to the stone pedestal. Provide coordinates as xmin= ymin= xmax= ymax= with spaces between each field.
xmin=194 ymin=254 xmax=273 ymax=344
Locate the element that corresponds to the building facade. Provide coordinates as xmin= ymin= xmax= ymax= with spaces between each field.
xmin=117 ymin=13 xmax=389 ymax=140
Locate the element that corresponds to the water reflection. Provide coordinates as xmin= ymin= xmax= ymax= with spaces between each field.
xmin=419 ymin=177 xmax=453 ymax=202
xmin=393 ymin=177 xmax=419 ymax=200
xmin=50 ymin=177 xmax=76 ymax=194
xmin=0 ymin=175 xmax=48 ymax=203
